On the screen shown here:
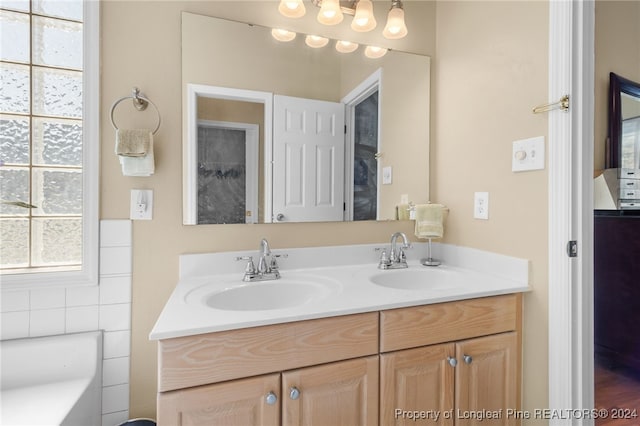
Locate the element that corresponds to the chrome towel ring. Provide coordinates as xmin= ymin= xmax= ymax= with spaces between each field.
xmin=110 ymin=87 xmax=161 ymax=135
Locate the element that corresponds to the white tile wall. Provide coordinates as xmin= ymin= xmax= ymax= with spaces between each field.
xmin=0 ymin=219 xmax=134 ymax=426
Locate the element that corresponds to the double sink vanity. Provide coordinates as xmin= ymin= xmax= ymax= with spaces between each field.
xmin=150 ymin=238 xmax=530 ymax=425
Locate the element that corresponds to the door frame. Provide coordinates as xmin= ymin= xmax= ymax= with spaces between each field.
xmin=197 ymin=119 xmax=260 ymax=224
xmin=184 ymin=84 xmax=272 ymax=224
xmin=342 ymin=69 xmax=383 ymax=221
xmin=547 ymin=0 xmax=595 ymax=422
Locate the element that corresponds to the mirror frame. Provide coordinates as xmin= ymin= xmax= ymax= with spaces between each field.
xmin=607 ymin=72 xmax=640 ymax=169
xmin=183 ymin=84 xmax=273 ymax=225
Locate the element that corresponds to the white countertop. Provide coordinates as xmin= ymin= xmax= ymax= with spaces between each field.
xmin=149 ymin=242 xmax=530 ymax=340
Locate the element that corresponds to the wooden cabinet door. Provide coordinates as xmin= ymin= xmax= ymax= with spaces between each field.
xmin=381 ymin=343 xmax=455 ymax=425
xmin=282 ymin=356 xmax=379 ymax=426
xmin=455 ymin=332 xmax=518 ymax=426
xmin=157 ymin=374 xmax=280 ymax=426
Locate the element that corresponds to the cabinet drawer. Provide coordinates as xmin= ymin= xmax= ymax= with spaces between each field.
xmin=620 ymin=188 xmax=640 ymax=199
xmin=380 ymin=295 xmax=517 ymax=352
xmin=620 ymin=179 xmax=640 ymax=190
xmin=158 ymin=312 xmax=379 ymax=392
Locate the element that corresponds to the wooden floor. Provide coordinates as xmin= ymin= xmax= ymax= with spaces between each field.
xmin=595 ymin=363 xmax=640 ymax=426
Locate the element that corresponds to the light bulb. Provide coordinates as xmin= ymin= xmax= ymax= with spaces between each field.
xmin=305 ymin=35 xmax=329 ymax=48
xmin=279 ymin=0 xmax=306 ymax=18
xmin=364 ymin=45 xmax=388 ymax=59
xmin=317 ymin=0 xmax=343 ymax=25
xmin=383 ymin=4 xmax=408 ymax=39
xmin=351 ymin=0 xmax=377 ymax=32
xmin=335 ymin=40 xmax=359 ymax=53
xmin=271 ymin=28 xmax=297 ymax=42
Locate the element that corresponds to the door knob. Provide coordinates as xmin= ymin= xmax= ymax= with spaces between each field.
xmin=463 ymin=355 xmax=473 ymax=364
xmin=265 ymin=391 xmax=278 ymax=405
xmin=289 ymin=387 xmax=300 ymax=400
xmin=447 ymin=356 xmax=457 ymax=367
xmin=276 ymin=213 xmax=285 ymax=221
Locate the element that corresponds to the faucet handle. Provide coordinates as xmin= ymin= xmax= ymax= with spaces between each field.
xmin=270 ymin=253 xmax=288 ymax=271
xmin=235 ymin=256 xmax=256 ymax=274
xmin=379 ymin=248 xmax=391 ymax=264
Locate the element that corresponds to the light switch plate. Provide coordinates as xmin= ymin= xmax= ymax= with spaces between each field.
xmin=130 ymin=189 xmax=153 ymax=220
xmin=512 ymin=136 xmax=545 ymax=172
xmin=382 ymin=166 xmax=392 ymax=185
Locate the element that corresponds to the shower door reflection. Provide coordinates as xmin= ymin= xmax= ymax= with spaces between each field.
xmin=197 ymin=121 xmax=258 ymax=224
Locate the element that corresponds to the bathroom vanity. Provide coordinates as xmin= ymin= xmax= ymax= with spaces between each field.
xmin=150 ymin=243 xmax=529 ymax=425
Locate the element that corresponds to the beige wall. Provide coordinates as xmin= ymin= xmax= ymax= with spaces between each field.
xmin=594 ymin=0 xmax=640 ymax=171
xmin=431 ymin=1 xmax=549 ymax=419
xmin=101 ymin=0 xmax=548 ymax=419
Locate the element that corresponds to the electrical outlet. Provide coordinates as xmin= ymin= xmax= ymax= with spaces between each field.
xmin=130 ymin=189 xmax=153 ymax=220
xmin=474 ymin=192 xmax=489 ymax=220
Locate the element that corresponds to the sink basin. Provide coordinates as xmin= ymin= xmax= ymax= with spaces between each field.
xmin=369 ymin=268 xmax=463 ymax=291
xmin=185 ymin=275 xmax=341 ymax=311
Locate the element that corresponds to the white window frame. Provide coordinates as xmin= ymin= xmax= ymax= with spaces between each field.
xmin=1 ymin=0 xmax=100 ymax=290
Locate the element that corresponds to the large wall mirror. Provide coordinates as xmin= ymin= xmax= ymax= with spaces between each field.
xmin=182 ymin=12 xmax=430 ymax=225
xmin=607 ymin=72 xmax=640 ymax=171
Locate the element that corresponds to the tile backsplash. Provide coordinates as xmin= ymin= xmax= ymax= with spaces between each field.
xmin=0 ymin=220 xmax=133 ymax=426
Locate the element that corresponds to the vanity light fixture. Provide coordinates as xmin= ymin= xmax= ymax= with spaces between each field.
xmin=305 ymin=34 xmax=330 ymax=48
xmin=335 ymin=40 xmax=359 ymax=53
xmin=364 ymin=45 xmax=387 ymax=59
xmin=317 ymin=0 xmax=343 ymax=25
xmin=278 ymin=0 xmax=407 ymax=40
xmin=271 ymin=28 xmax=297 ymax=42
xmin=278 ymin=0 xmax=306 ymax=18
xmin=382 ymin=0 xmax=408 ymax=39
xmin=351 ymin=0 xmax=376 ymax=32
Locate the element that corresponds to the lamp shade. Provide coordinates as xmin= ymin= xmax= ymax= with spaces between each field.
xmin=351 ymin=0 xmax=376 ymax=32
xmin=364 ymin=45 xmax=388 ymax=59
xmin=271 ymin=28 xmax=297 ymax=42
xmin=382 ymin=5 xmax=408 ymax=39
xmin=336 ymin=40 xmax=359 ymax=53
xmin=278 ymin=0 xmax=306 ymax=18
xmin=317 ymin=0 xmax=343 ymax=25
xmin=305 ymin=35 xmax=330 ymax=48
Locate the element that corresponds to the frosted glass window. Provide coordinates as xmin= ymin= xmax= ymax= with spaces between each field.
xmin=32 ymin=117 xmax=82 ymax=166
xmin=33 ymin=16 xmax=82 ymax=70
xmin=1 ymin=10 xmax=30 ymax=63
xmin=0 ymin=63 xmax=30 ymax=114
xmin=0 ymin=0 xmax=93 ymax=275
xmin=33 ymin=0 xmax=82 ymax=21
xmin=31 ymin=168 xmax=82 ymax=216
xmin=0 ymin=167 xmax=29 ymax=216
xmin=31 ymin=218 xmax=82 ymax=267
xmin=32 ymin=66 xmax=82 ymax=118
xmin=0 ymin=0 xmax=29 ymax=12
xmin=0 ymin=219 xmax=30 ymax=268
xmin=0 ymin=114 xmax=30 ymax=165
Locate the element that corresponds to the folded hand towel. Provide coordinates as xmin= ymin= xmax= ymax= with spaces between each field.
xmin=115 ymin=129 xmax=152 ymax=157
xmin=118 ymin=137 xmax=155 ymax=176
xmin=414 ymin=203 xmax=445 ymax=239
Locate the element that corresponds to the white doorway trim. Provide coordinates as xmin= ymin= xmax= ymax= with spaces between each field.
xmin=547 ymin=1 xmax=595 ymax=423
xmin=184 ymin=84 xmax=273 ymax=225
xmin=342 ymin=69 xmax=383 ymax=221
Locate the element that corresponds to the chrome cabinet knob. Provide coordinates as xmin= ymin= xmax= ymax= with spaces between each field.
xmin=265 ymin=391 xmax=278 ymax=405
xmin=289 ymin=387 xmax=300 ymax=400
xmin=276 ymin=213 xmax=285 ymax=221
xmin=447 ymin=356 xmax=457 ymax=367
xmin=464 ymin=355 xmax=473 ymax=364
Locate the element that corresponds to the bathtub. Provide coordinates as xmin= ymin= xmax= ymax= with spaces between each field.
xmin=1 ymin=331 xmax=102 ymax=426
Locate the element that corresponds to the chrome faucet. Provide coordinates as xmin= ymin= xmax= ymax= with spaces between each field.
xmin=378 ymin=232 xmax=411 ymax=269
xmin=236 ymin=238 xmax=287 ymax=281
